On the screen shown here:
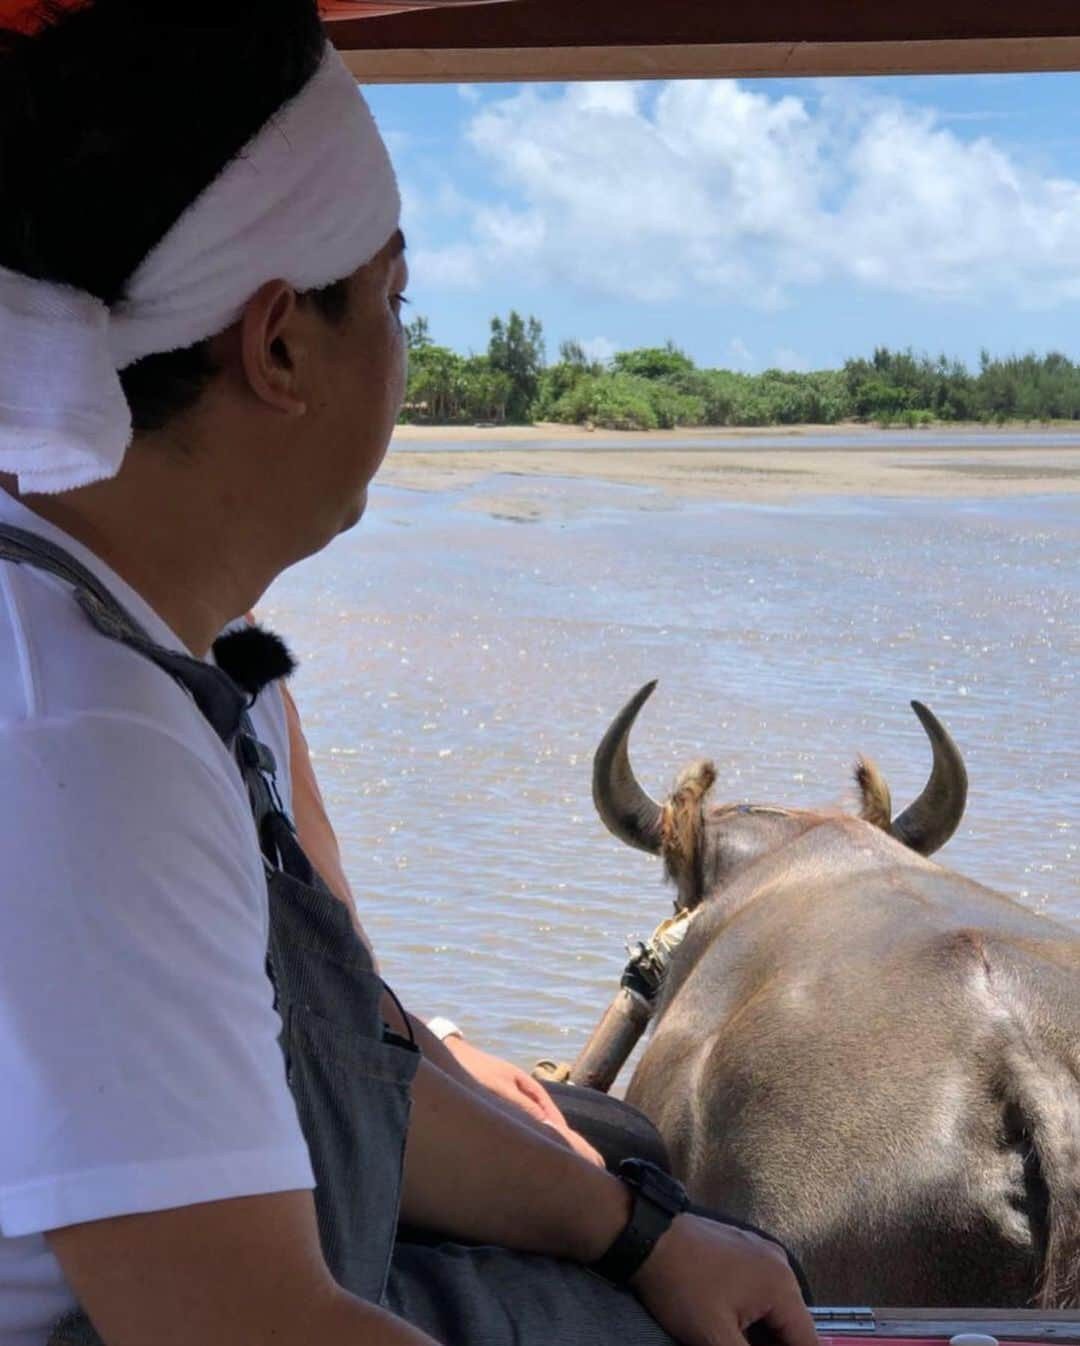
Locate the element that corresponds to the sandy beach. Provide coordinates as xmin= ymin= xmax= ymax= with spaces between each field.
xmin=383 ymin=422 xmax=1080 ymax=507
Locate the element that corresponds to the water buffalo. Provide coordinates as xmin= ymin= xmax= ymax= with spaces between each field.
xmin=593 ymin=683 xmax=1080 ymax=1309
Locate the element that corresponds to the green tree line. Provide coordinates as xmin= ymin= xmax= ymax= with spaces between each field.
xmin=402 ymin=313 xmax=1080 ymax=431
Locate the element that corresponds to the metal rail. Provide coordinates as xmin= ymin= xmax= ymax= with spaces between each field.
xmin=812 ymin=1310 xmax=1080 ymax=1342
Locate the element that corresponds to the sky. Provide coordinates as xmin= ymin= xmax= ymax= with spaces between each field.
xmin=366 ymin=73 xmax=1080 ymax=374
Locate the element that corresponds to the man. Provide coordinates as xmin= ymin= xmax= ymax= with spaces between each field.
xmin=0 ymin=4 xmax=819 ymax=1345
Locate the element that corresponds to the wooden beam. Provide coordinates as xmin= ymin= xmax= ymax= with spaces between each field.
xmin=328 ymin=0 xmax=1080 ymax=79
xmin=342 ymin=37 xmax=1080 ymax=82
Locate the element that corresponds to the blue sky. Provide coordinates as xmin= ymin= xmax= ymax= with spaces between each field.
xmin=366 ymin=73 xmax=1080 ymax=374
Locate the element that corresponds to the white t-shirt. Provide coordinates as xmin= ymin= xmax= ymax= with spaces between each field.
xmin=0 ymin=492 xmax=313 ymax=1346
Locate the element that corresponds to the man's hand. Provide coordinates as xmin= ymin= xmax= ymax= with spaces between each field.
xmin=445 ymin=1036 xmax=604 ymax=1166
xmin=398 ymin=1010 xmax=604 ymax=1164
xmin=631 ymin=1213 xmax=818 ymax=1346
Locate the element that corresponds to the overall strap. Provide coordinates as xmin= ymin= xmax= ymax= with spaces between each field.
xmin=0 ymin=526 xmax=317 ymax=894
xmin=0 ymin=522 xmax=248 ymax=745
xmin=0 ymin=523 xmax=311 ymax=878
xmin=234 ymin=707 xmax=312 ymax=879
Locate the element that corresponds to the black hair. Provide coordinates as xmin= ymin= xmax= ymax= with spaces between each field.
xmin=0 ymin=0 xmax=350 ymax=432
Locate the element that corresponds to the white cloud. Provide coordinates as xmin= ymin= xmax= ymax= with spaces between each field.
xmin=831 ymin=102 xmax=1080 ymax=305
xmin=411 ymin=242 xmax=480 ymax=290
xmin=415 ymin=80 xmax=1080 ymax=310
xmin=580 ymin=336 xmax=616 ymax=364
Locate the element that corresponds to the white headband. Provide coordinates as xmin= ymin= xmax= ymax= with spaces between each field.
xmin=0 ymin=43 xmax=400 ymax=495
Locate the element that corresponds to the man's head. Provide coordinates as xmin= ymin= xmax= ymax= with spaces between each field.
xmin=0 ymin=0 xmax=406 ymax=557
xmin=203 ymin=227 xmax=410 ymax=545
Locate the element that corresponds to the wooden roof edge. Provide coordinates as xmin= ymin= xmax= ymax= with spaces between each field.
xmin=342 ymin=36 xmax=1080 ymax=83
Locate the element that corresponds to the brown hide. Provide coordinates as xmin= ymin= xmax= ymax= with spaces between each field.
xmin=625 ymin=818 xmax=1080 ymax=1308
xmin=592 ymin=687 xmax=1079 ymax=1308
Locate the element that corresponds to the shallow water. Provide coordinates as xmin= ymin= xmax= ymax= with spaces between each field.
xmin=262 ymin=472 xmax=1078 ymax=1072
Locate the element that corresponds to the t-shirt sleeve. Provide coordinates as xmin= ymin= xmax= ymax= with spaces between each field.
xmin=0 ymin=713 xmax=314 ymax=1238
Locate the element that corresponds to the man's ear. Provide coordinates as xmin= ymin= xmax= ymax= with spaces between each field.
xmin=238 ymin=280 xmax=309 ymax=418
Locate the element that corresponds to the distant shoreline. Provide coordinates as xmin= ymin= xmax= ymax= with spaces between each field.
xmin=382 ymin=422 xmax=1080 ymax=505
xmin=394 ymin=420 xmax=1080 ymax=444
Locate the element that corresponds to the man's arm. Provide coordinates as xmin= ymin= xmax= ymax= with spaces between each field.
xmin=399 ymin=1056 xmax=818 ymax=1346
xmin=48 ymin=1077 xmax=816 ymax=1346
xmin=47 ymin=1191 xmax=437 ymax=1346
xmin=278 ymin=680 xmax=377 ymax=965
xmin=401 ymin=1054 xmax=624 ymax=1256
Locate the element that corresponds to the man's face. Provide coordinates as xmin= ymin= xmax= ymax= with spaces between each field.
xmin=304 ymin=229 xmax=409 ymax=537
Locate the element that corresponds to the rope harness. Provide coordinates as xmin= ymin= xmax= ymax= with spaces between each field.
xmin=534 ymin=906 xmax=697 ymax=1089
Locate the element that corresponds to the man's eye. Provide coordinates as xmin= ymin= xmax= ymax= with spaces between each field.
xmin=392 ymin=293 xmax=411 ymax=313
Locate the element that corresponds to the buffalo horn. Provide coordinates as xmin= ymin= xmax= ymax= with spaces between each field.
xmin=890 ymin=701 xmax=968 ymax=856
xmin=592 ymin=681 xmax=665 ymax=855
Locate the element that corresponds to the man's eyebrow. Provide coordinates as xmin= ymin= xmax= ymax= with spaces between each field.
xmin=391 ymin=229 xmax=407 ymax=259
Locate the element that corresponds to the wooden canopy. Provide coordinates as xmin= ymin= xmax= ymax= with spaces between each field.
xmin=325 ymin=0 xmax=1080 ymax=82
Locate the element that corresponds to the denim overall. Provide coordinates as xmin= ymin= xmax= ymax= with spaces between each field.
xmin=0 ymin=524 xmax=687 ymax=1346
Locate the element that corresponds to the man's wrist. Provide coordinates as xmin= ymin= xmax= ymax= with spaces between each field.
xmin=569 ymin=1168 xmax=635 ymax=1265
xmin=585 ymin=1160 xmax=690 ymax=1287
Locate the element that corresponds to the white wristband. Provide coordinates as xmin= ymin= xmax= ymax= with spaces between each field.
xmin=426 ymin=1016 xmax=464 ymax=1043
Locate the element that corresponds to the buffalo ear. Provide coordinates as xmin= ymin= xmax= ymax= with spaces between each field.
xmin=662 ymin=758 xmax=717 ymax=880
xmin=855 ymin=756 xmax=892 ymax=832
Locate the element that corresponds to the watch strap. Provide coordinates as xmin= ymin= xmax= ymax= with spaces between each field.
xmin=587 ymin=1161 xmax=689 ymax=1287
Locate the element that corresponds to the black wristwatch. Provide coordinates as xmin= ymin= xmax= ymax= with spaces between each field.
xmin=587 ymin=1158 xmax=690 ymax=1288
